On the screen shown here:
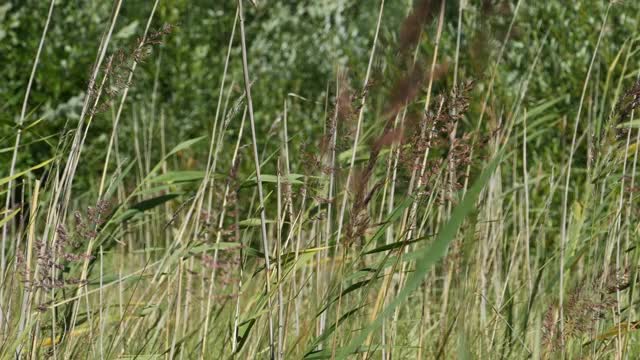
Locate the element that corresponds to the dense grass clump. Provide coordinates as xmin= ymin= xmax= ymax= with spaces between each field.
xmin=3 ymin=0 xmax=640 ymax=358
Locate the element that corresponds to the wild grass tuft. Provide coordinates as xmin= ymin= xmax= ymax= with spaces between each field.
xmin=3 ymin=0 xmax=640 ymax=359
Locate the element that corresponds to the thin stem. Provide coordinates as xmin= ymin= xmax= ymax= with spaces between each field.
xmin=237 ymin=0 xmax=275 ymax=357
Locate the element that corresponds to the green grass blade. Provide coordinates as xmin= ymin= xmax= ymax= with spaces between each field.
xmin=335 ymin=153 xmax=502 ymax=358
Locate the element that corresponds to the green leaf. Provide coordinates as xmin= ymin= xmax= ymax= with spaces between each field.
xmin=112 ymin=194 xmax=180 ymax=223
xmin=131 ymin=194 xmax=180 ymax=212
xmin=0 ymin=208 xmax=20 ymax=228
xmin=305 ymin=305 xmax=365 ymax=358
xmin=361 ymin=196 xmax=414 ymax=253
xmin=525 ymin=96 xmax=567 ymax=119
xmin=363 ymin=236 xmax=428 ymax=255
xmin=242 ymin=174 xmax=304 ymax=187
xmin=150 ymin=170 xmax=208 ymax=184
xmin=0 ymin=158 xmax=54 ymax=187
xmin=167 ymin=137 xmax=206 ymax=157
xmin=318 ymin=280 xmax=370 ymax=315
xmin=617 ymin=120 xmax=640 ymax=128
xmin=115 ymin=20 xmax=139 ymax=39
xmin=238 ymin=218 xmax=275 ymax=227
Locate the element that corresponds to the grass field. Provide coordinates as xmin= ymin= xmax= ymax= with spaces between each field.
xmin=3 ymin=0 xmax=640 ymax=358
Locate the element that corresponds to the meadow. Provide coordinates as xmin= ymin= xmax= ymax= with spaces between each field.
xmin=2 ymin=0 xmax=640 ymax=358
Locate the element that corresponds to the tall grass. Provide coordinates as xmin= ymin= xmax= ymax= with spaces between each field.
xmin=2 ymin=0 xmax=640 ymax=358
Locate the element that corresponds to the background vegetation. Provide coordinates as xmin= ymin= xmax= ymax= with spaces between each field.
xmin=2 ymin=0 xmax=640 ymax=358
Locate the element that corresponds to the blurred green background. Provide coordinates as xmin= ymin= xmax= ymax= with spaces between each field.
xmin=1 ymin=0 xmax=638 ymax=193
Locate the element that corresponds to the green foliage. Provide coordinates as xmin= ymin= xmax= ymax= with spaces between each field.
xmin=4 ymin=0 xmax=640 ymax=358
